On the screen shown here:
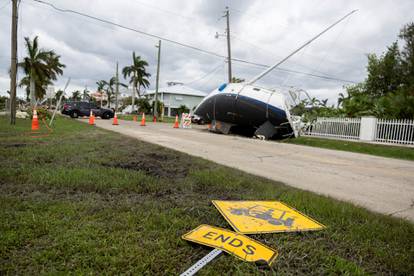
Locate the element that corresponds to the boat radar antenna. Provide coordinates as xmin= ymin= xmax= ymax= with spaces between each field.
xmin=247 ymin=10 xmax=358 ymax=85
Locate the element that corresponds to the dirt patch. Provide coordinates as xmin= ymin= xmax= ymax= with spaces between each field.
xmin=102 ymin=152 xmax=196 ymax=178
xmin=145 ymin=152 xmax=170 ymax=161
xmin=2 ymin=143 xmax=28 ymax=148
xmin=107 ymin=160 xmax=188 ymax=178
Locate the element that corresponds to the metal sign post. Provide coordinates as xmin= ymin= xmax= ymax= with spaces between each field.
xmin=180 ymin=249 xmax=222 ymax=276
xmin=50 ymin=78 xmax=71 ymax=127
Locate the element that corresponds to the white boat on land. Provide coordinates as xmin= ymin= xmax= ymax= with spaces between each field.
xmin=194 ymin=10 xmax=357 ymax=140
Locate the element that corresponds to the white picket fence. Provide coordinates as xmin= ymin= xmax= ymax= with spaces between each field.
xmin=375 ymin=118 xmax=414 ymax=145
xmin=304 ymin=117 xmax=361 ymax=140
xmin=304 ymin=117 xmax=414 ymax=145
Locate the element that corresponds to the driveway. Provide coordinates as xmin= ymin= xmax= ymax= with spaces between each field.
xmin=91 ymin=119 xmax=414 ymax=222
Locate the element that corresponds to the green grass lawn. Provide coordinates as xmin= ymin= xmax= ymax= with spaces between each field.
xmin=282 ymin=136 xmax=414 ymax=161
xmin=118 ymin=114 xmax=176 ymax=124
xmin=1 ymin=116 xmax=413 ymax=275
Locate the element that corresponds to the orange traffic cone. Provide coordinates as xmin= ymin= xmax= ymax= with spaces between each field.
xmin=112 ymin=113 xmax=119 ymax=125
xmin=133 ymin=115 xmax=137 ymax=122
xmin=31 ymin=108 xmax=40 ymax=131
xmin=173 ymin=115 xmax=179 ymax=128
xmin=140 ymin=113 xmax=146 ymax=126
xmin=88 ymin=110 xmax=95 ymax=125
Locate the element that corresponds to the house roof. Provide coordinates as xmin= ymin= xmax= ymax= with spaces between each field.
xmin=145 ymin=83 xmax=207 ymax=97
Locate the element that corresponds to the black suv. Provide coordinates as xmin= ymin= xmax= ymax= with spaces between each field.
xmin=62 ymin=101 xmax=114 ymax=119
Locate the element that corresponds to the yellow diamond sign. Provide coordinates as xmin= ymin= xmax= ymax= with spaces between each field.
xmin=212 ymin=200 xmax=325 ymax=234
xmin=182 ymin=224 xmax=278 ymax=265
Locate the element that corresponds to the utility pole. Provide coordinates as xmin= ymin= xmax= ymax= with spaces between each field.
xmin=225 ymin=6 xmax=232 ymax=83
xmin=154 ymin=40 xmax=161 ymax=119
xmin=9 ymin=0 xmax=18 ymax=125
xmin=215 ymin=7 xmax=232 ymax=83
xmin=83 ymin=85 xmax=88 ymax=101
xmin=115 ymin=62 xmax=119 ymax=112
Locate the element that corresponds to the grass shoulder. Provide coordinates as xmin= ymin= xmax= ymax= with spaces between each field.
xmin=118 ymin=114 xmax=176 ymax=124
xmin=1 ymin=116 xmax=413 ymax=274
xmin=281 ymin=136 xmax=414 ymax=161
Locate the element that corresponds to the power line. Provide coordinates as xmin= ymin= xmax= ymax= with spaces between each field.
xmin=31 ymin=0 xmax=225 ymax=58
xmin=30 ymin=0 xmax=357 ymax=84
xmin=231 ymin=33 xmax=339 ymax=77
xmin=133 ymin=0 xmax=197 ymax=22
xmin=247 ymin=9 xmax=358 ymax=84
xmin=193 ymin=64 xmax=226 ymax=90
xmin=232 ymin=58 xmax=357 ymax=83
xmin=185 ymin=62 xmax=224 ymax=85
xmin=230 ymin=7 xmax=289 ymax=29
xmin=131 ymin=0 xmax=221 ymax=39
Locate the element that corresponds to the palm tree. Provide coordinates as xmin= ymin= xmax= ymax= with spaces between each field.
xmin=54 ymin=90 xmax=65 ymax=105
xmin=96 ymin=80 xmax=106 ymax=107
xmin=103 ymin=77 xmax=127 ymax=110
xmin=71 ymin=90 xmax=81 ymax=101
xmin=82 ymin=88 xmax=90 ymax=101
xmin=103 ymin=77 xmax=116 ymax=108
xmin=320 ymin=99 xmax=328 ymax=107
xmin=122 ymin=52 xmax=151 ymax=113
xmin=18 ymin=36 xmax=65 ymax=106
xmin=18 ymin=75 xmax=50 ymax=102
xmin=337 ymin=92 xmax=347 ymax=107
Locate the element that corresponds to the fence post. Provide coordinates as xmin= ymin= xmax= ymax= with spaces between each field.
xmin=359 ymin=116 xmax=377 ymax=141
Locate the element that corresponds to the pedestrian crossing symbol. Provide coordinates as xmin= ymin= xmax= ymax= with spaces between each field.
xmin=212 ymin=200 xmax=325 ymax=234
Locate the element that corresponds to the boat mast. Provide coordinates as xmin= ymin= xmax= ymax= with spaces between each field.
xmin=247 ymin=10 xmax=358 ymax=85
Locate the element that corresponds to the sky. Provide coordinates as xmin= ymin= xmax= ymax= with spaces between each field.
xmin=0 ymin=0 xmax=413 ymax=105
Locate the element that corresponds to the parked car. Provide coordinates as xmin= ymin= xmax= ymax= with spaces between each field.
xmin=61 ymin=101 xmax=114 ymax=119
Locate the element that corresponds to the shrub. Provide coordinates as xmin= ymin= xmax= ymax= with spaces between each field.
xmin=26 ymin=106 xmax=51 ymax=120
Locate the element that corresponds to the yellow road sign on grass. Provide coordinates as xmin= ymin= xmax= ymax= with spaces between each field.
xmin=212 ymin=200 xmax=325 ymax=234
xmin=182 ymin=224 xmax=278 ymax=265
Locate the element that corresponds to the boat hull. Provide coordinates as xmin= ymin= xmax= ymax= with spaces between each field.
xmin=195 ymin=83 xmax=295 ymax=139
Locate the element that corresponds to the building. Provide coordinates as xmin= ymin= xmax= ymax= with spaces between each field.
xmin=118 ymin=87 xmax=134 ymax=99
xmin=145 ymin=81 xmax=207 ymax=116
xmin=90 ymin=91 xmax=107 ymax=102
xmin=91 ymin=87 xmax=133 ymax=107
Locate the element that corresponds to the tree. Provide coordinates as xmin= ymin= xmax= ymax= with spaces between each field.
xmin=177 ymin=104 xmax=190 ymax=115
xmin=102 ymin=77 xmax=127 ymax=109
xmin=82 ymin=88 xmax=90 ymax=101
xmin=18 ymin=76 xmax=46 ymax=102
xmin=71 ymin=90 xmax=81 ymax=101
xmin=0 ymin=96 xmax=8 ymax=111
xmin=399 ymin=23 xmax=414 ymax=85
xmin=96 ymin=80 xmax=106 ymax=107
xmin=103 ymin=77 xmax=116 ymax=108
xmin=54 ymin=89 xmax=66 ymax=105
xmin=365 ymin=42 xmax=403 ymax=97
xmin=136 ymin=97 xmax=151 ymax=114
xmin=291 ymin=97 xmax=340 ymax=122
xmin=337 ymin=92 xmax=346 ymax=107
xmin=18 ymin=36 xmax=65 ymax=105
xmin=342 ymin=22 xmax=414 ymax=119
xmin=122 ymin=52 xmax=151 ymax=113
xmin=341 ymin=83 xmax=375 ymax=117
xmin=152 ymin=100 xmax=164 ymax=115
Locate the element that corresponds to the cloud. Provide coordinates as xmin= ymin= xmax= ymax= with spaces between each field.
xmin=0 ymin=0 xmax=413 ymax=102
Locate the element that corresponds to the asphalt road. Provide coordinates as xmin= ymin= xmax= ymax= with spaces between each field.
xmin=91 ymin=118 xmax=414 ymax=222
